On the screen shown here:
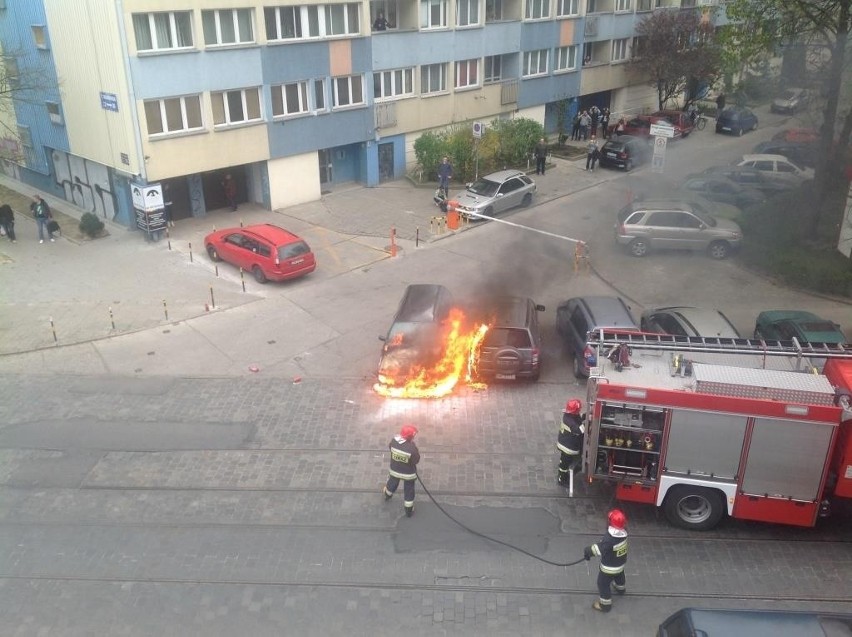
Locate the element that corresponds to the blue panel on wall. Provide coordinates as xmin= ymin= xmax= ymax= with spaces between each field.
xmin=268 ymin=106 xmax=373 ymax=159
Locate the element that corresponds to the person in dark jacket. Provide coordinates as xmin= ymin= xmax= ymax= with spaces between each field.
xmin=557 ymin=399 xmax=585 ymax=485
xmin=383 ymin=425 xmax=420 ymax=517
xmin=715 ymin=93 xmax=726 ymax=113
xmin=437 ymin=157 xmax=453 ymax=197
xmin=534 ymin=138 xmax=548 ymax=175
xmin=0 ymin=203 xmax=16 ymax=242
xmin=30 ymin=194 xmax=54 ymax=243
xmin=584 ymin=509 xmax=628 ymax=613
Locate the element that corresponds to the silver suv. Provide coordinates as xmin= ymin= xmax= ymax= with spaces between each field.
xmin=615 ymin=200 xmax=742 ymax=259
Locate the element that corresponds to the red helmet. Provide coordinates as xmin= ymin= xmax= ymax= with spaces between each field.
xmin=565 ymin=399 xmax=582 ymax=414
xmin=400 ymin=425 xmax=418 ymax=440
xmin=608 ymin=509 xmax=627 ymax=530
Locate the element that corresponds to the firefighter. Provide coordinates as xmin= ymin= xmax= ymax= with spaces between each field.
xmin=584 ymin=509 xmax=628 ymax=613
xmin=557 ymin=399 xmax=585 ymax=485
xmin=383 ymin=424 xmax=420 ymax=517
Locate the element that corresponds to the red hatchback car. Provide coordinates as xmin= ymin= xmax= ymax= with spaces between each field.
xmin=204 ymin=224 xmax=316 ymax=283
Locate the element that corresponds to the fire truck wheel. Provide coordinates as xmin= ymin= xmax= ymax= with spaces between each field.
xmin=664 ymin=486 xmax=725 ymax=531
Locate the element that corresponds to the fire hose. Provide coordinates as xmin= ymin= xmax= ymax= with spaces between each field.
xmin=416 ymin=473 xmax=587 ymax=568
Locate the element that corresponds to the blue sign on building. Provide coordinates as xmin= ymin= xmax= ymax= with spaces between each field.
xmin=100 ymin=92 xmax=119 ymax=112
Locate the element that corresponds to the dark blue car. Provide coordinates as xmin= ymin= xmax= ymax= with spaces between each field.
xmin=715 ymin=106 xmax=759 ymax=136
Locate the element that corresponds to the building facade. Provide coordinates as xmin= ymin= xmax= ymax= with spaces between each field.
xmin=0 ymin=0 xmax=719 ymax=228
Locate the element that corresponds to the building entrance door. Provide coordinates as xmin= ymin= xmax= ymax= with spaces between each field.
xmin=318 ymin=149 xmax=333 ymax=193
xmin=378 ymin=143 xmax=394 ymax=182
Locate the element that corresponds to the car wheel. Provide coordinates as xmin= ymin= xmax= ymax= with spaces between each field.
xmin=624 ymin=159 xmax=633 ymax=172
xmin=629 ymin=239 xmax=648 ymax=257
xmin=252 ymin=265 xmax=268 ymax=284
xmin=751 ymin=120 xmax=759 ymax=131
xmin=707 ymin=241 xmax=730 ymax=259
xmin=664 ymin=485 xmax=725 ymax=531
xmin=736 ymin=127 xmax=744 ymax=137
xmin=206 ymin=245 xmax=221 ymax=262
xmin=483 ymin=206 xmax=494 ymax=219
xmin=521 ymin=193 xmax=532 ymax=207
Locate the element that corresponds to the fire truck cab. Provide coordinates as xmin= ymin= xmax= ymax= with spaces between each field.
xmin=583 ymin=332 xmax=852 ymax=530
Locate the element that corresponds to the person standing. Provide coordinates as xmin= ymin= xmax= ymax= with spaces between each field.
xmin=557 ymin=399 xmax=585 ymax=485
xmin=579 ymin=110 xmax=591 ymax=140
xmin=715 ymin=93 xmax=726 ymax=114
xmin=584 ymin=509 xmax=628 ymax=613
xmin=383 ymin=425 xmax=420 ymax=517
xmin=534 ymin=138 xmax=548 ymax=176
xmin=0 ymin=203 xmax=16 ymax=243
xmin=590 ymin=106 xmax=600 ymax=138
xmin=571 ymin=112 xmax=581 ymax=141
xmin=373 ymin=11 xmax=389 ymax=30
xmin=437 ymin=156 xmax=453 ymax=197
xmin=222 ymin=174 xmax=237 ymax=211
xmin=30 ymin=195 xmax=54 ymax=243
xmin=600 ymin=108 xmax=611 ymax=139
xmin=163 ymin=183 xmax=174 ymax=228
xmin=585 ymin=136 xmax=599 ymax=171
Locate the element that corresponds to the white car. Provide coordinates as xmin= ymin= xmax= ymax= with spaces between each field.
xmin=736 ymin=154 xmax=814 ymax=185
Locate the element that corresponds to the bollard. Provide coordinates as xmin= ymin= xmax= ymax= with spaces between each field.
xmin=573 ymin=241 xmax=590 ymax=274
xmin=240 ymin=218 xmax=244 ymax=228
xmin=210 ymin=285 xmax=216 ymax=309
xmin=416 ymin=227 xmax=420 ymax=248
xmin=109 ymin=306 xmax=116 ymax=330
xmin=390 ymin=226 xmax=397 ymax=257
xmin=239 ymin=267 xmax=246 ymax=292
xmin=215 ymin=264 xmax=219 ymax=278
xmin=166 ymin=227 xmax=171 ymax=251
xmin=49 ymin=316 xmax=57 ymax=343
xmin=626 ymin=188 xmax=634 ymax=205
xmin=188 ymin=241 xmax=193 ymax=263
xmin=163 ymin=299 xmax=169 ymax=321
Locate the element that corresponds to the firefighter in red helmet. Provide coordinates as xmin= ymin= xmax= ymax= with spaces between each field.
xmin=383 ymin=425 xmax=420 ymax=517
xmin=557 ymin=399 xmax=585 ymax=485
xmin=584 ymin=509 xmax=628 ymax=612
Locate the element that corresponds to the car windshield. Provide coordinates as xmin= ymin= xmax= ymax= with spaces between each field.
xmin=692 ymin=208 xmax=717 ymax=226
xmin=482 ymin=327 xmax=532 ymax=349
xmin=467 ymin=179 xmax=500 ymax=197
xmin=780 ymin=90 xmax=797 ymax=100
xmin=278 ymin=241 xmax=311 ymax=260
xmin=384 ymin=322 xmax=437 ymax=351
xmin=799 ymin=321 xmax=840 ymax=333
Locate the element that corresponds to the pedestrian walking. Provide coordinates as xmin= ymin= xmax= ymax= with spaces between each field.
xmin=585 ymin=136 xmax=599 ymax=171
xmin=222 ymin=173 xmax=237 ymax=211
xmin=0 ymin=203 xmax=16 ymax=242
xmin=557 ymin=399 xmax=585 ymax=485
xmin=383 ymin=424 xmax=420 ymax=517
xmin=534 ymin=138 xmax=548 ymax=176
xmin=600 ymin=108 xmax=611 ymax=139
xmin=30 ymin=195 xmax=55 ymax=243
xmin=579 ymin=111 xmax=591 ymax=140
xmin=437 ymin=156 xmax=453 ymax=197
xmin=571 ymin=113 xmax=581 ymax=141
xmin=584 ymin=509 xmax=628 ymax=613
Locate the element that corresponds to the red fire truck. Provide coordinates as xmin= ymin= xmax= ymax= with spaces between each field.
xmin=582 ymin=332 xmax=852 ymax=530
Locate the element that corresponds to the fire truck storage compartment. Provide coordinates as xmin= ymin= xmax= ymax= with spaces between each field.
xmin=594 ymin=402 xmax=665 ymax=480
xmin=666 ymin=410 xmax=747 ymax=480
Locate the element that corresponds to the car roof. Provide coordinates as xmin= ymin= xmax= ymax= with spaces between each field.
xmin=239 ymin=224 xmax=303 ymax=244
xmin=394 ymin=284 xmax=451 ymax=322
xmin=566 ymin=296 xmax=638 ymax=329
xmin=662 ymin=608 xmax=852 ymax=637
xmin=483 ymin=169 xmax=526 ymax=182
xmin=648 ymin=306 xmax=741 ymax=338
xmin=470 ymin=296 xmax=532 ymax=328
xmin=741 ymin=154 xmax=793 ymax=163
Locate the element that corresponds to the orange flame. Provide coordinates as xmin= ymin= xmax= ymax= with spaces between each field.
xmin=374 ymin=308 xmax=489 ymax=398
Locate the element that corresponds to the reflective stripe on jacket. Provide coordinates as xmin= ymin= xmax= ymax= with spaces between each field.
xmin=388 ymin=435 xmax=419 ymax=480
xmin=590 ymin=527 xmax=628 ymax=575
xmin=557 ymin=412 xmax=585 ymax=456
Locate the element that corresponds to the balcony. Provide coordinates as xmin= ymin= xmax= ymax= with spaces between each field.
xmin=375 ymin=101 xmax=398 ymax=129
xmin=501 ymin=78 xmax=519 ymax=105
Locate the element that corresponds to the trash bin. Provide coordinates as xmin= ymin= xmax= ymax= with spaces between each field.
xmin=446 ymin=200 xmax=460 ymax=230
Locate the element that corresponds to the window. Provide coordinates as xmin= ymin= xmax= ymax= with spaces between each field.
xmin=212 ymin=88 xmax=262 ymax=125
xmin=457 ymin=0 xmax=480 ymax=26
xmin=265 ymin=4 xmax=359 ymax=40
xmin=484 ymin=55 xmax=502 ymax=83
xmin=557 ymin=0 xmax=579 ymax=16
xmin=554 ymin=45 xmax=577 ymax=71
xmin=611 ymin=38 xmax=629 ymax=61
xmin=525 ymin=0 xmax=549 ymax=19
xmin=272 ymin=81 xmax=310 ymax=116
xmin=420 ymin=0 xmax=447 ymax=28
xmin=455 ymin=59 xmax=479 ymax=89
xmin=370 ymin=0 xmax=398 ymax=29
xmin=17 ymin=125 xmax=32 ymax=148
xmin=486 ymin=0 xmax=504 ymax=20
xmin=202 ymin=9 xmax=254 ymax=46
xmin=31 ymin=25 xmax=48 ymax=49
xmin=522 ymin=49 xmax=548 ymax=77
xmin=637 ymin=0 xmax=652 ymax=10
xmin=144 ymin=95 xmax=203 ymax=136
xmin=314 ymin=80 xmax=326 ymax=110
xmin=3 ymin=56 xmax=18 ymax=86
xmin=333 ymin=75 xmax=364 ymax=107
xmin=46 ymin=101 xmax=63 ymax=125
xmin=421 ymin=63 xmax=447 ymax=94
xmin=615 ymin=0 xmax=631 ymax=10
xmin=374 ymin=68 xmax=414 ymax=100
xmin=132 ymin=12 xmax=193 ymax=52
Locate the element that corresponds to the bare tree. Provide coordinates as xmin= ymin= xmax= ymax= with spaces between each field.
xmin=630 ymin=9 xmax=722 ymax=110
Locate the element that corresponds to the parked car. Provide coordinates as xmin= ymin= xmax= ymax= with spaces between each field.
xmin=598 ymin=135 xmax=651 ymax=171
xmin=752 ymin=140 xmax=818 ymax=168
xmin=555 ymin=296 xmax=639 ymax=378
xmin=649 ymin=110 xmax=695 ymax=138
xmin=753 ymin=310 xmax=846 ymax=344
xmin=679 ymin=175 xmax=766 ymax=209
xmin=452 ymin=170 xmax=535 ymax=220
xmin=619 ymin=116 xmax=654 ymax=139
xmin=204 ymin=224 xmax=316 ymax=283
xmin=641 ymin=306 xmax=741 ymax=338
xmin=377 ymin=284 xmax=454 ymax=384
xmin=737 ymin=154 xmax=815 ymax=184
xmin=715 ymin=106 xmax=759 ymax=136
xmin=770 ymin=87 xmax=809 ymax=114
xmin=773 ymin=127 xmax=820 ymax=144
xmin=468 ymin=296 xmax=545 ymax=381
xmin=615 ymin=199 xmax=743 ymax=259
xmin=658 ymin=607 xmax=852 ymax=637
xmin=701 ymin=165 xmax=798 ymax=196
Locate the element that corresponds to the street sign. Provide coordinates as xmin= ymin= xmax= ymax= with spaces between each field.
xmin=473 ymin=121 xmax=484 ymax=138
xmin=650 ymin=123 xmax=675 ymax=138
xmin=131 ymin=182 xmax=163 ymax=212
xmin=654 ymin=136 xmax=668 ymax=150
xmin=652 ymin=154 xmax=665 ymax=173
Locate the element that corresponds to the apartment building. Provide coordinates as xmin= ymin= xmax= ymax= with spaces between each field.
xmin=0 ymin=0 xmax=716 ymax=228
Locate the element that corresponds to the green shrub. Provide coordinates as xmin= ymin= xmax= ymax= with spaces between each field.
xmin=79 ymin=212 xmax=105 ymax=238
xmin=413 ymin=132 xmax=446 ymax=182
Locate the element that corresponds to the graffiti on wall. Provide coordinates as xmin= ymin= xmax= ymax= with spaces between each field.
xmin=50 ymin=149 xmax=118 ymax=221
